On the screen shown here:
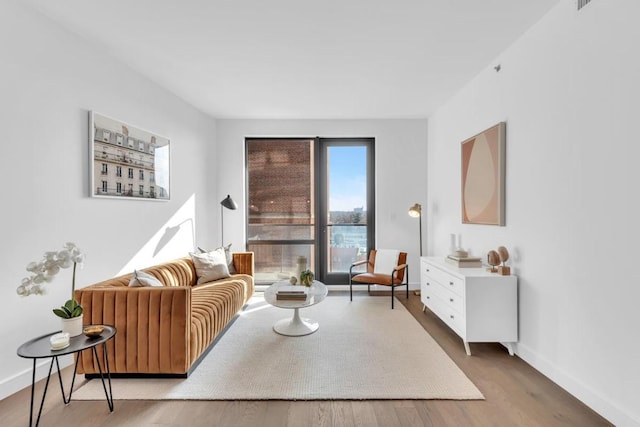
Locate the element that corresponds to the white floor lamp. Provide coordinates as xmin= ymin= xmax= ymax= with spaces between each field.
xmin=220 ymin=194 xmax=238 ymax=246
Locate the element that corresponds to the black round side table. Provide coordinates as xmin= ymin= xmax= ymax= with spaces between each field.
xmin=17 ymin=325 xmax=116 ymax=427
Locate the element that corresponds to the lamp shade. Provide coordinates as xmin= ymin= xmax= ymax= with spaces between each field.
xmin=220 ymin=195 xmax=238 ymax=210
xmin=408 ymin=203 xmax=422 ymax=218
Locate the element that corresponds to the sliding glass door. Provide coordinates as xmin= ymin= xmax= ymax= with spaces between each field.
xmin=246 ymin=138 xmax=316 ymax=285
xmin=318 ymin=139 xmax=374 ymax=285
xmin=246 ymin=137 xmax=374 ymax=285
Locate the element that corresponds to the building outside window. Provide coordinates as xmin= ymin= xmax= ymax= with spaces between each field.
xmin=128 ymin=168 xmax=133 ymax=179
xmin=116 ymin=166 xmax=122 ymax=177
xmin=101 ymin=163 xmax=108 ymax=174
xmin=139 ymin=185 xmax=144 ymax=196
xmin=116 ymin=134 xmax=123 ymax=145
xmin=101 ymin=181 xmax=107 ymax=193
xmin=139 ymin=170 xmax=144 ymax=180
xmin=116 ymin=182 xmax=122 ymax=193
xmin=150 ymin=171 xmax=155 ymax=182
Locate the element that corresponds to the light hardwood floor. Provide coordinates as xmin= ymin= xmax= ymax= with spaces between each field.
xmin=0 ymin=293 xmax=611 ymax=427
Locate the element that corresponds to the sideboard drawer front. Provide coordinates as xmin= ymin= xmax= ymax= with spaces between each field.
xmin=424 ymin=263 xmax=464 ymax=297
xmin=445 ymin=307 xmax=466 ymax=336
xmin=442 ymin=289 xmax=464 ymax=314
xmin=428 ymin=294 xmax=466 ymax=337
xmin=420 ymin=282 xmax=436 ymax=307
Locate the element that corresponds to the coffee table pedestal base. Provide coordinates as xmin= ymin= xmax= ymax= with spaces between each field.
xmin=273 ymin=307 xmax=319 ymax=336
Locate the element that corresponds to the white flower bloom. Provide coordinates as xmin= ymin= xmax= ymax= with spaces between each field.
xmin=18 ymin=243 xmax=84 ymax=305
xmin=73 ymin=253 xmax=85 ymax=265
xmin=26 ymin=261 xmax=40 ymax=273
xmin=58 ymin=258 xmax=72 ymax=269
xmin=44 ymin=262 xmax=60 ymax=276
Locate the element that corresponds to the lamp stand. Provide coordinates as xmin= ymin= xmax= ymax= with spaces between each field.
xmin=220 ymin=205 xmax=224 ymax=247
xmin=418 ymin=215 xmax=423 ymax=257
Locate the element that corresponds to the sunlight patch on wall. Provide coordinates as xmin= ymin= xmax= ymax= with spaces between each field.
xmin=117 ymin=194 xmax=197 ymax=275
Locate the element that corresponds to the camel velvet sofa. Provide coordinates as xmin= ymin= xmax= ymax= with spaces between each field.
xmin=74 ymin=252 xmax=254 ymax=377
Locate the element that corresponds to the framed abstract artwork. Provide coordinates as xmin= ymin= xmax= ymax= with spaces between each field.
xmin=90 ymin=111 xmax=170 ymax=201
xmin=461 ymin=122 xmax=506 ymax=225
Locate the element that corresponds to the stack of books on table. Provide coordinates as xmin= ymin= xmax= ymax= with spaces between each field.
xmin=445 ymin=255 xmax=482 ymax=268
xmin=276 ymin=286 xmax=308 ymax=301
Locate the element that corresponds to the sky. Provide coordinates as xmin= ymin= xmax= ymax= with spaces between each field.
xmin=328 ymin=146 xmax=367 ymax=212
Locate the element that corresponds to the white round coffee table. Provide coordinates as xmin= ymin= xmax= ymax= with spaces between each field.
xmin=264 ymin=280 xmax=328 ymax=336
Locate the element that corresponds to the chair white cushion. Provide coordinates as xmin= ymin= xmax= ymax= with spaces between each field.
xmin=373 ymin=249 xmax=400 ymax=275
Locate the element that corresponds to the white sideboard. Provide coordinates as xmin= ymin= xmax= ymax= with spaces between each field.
xmin=420 ymin=256 xmax=518 ymax=356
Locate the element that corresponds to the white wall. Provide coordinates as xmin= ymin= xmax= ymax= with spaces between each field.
xmin=427 ymin=1 xmax=639 ymax=425
xmin=0 ymin=1 xmax=217 ymax=399
xmin=216 ymin=119 xmax=428 ymax=282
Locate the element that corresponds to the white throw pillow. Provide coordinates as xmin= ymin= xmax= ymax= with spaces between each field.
xmin=129 ymin=270 xmax=164 ymax=287
xmin=197 ymin=243 xmax=236 ymax=274
xmin=190 ymin=248 xmax=230 ymax=284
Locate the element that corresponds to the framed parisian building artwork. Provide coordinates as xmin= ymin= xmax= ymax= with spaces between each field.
xmin=90 ymin=111 xmax=170 ymax=201
xmin=461 ymin=122 xmax=506 ymax=225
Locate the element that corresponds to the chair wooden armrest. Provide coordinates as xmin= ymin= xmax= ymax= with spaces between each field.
xmin=393 ymin=263 xmax=408 ymax=272
xmin=351 ymin=259 xmax=368 ymax=267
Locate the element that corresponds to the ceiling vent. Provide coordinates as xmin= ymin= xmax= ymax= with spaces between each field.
xmin=577 ymin=0 xmax=592 ymax=10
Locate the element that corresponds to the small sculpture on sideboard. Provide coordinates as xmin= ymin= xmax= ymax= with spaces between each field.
xmin=497 ymin=246 xmax=511 ymax=275
xmin=487 ymin=250 xmax=500 ymax=273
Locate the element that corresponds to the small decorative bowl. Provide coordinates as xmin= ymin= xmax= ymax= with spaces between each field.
xmin=83 ymin=325 xmax=105 ymax=338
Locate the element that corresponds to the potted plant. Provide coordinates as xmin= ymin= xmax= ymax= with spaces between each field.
xmin=299 ymin=269 xmax=314 ymax=287
xmin=17 ymin=242 xmax=85 ymax=336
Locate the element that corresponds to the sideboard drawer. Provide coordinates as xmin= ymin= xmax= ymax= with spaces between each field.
xmin=437 ymin=287 xmax=464 ymax=314
xmin=426 ymin=292 xmax=466 ymax=337
xmin=423 ymin=263 xmax=464 ymax=297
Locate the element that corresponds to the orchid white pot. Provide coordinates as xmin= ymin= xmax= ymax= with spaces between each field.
xmin=61 ymin=314 xmax=83 ymax=337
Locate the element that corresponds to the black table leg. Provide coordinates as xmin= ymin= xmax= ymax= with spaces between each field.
xmin=58 ymin=350 xmax=81 ymax=404
xmin=92 ymin=344 xmax=114 ymax=411
xmin=29 ymin=357 xmax=56 ymax=427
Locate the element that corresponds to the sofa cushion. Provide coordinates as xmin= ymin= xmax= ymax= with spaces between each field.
xmin=190 ymin=249 xmax=230 ymax=284
xmin=129 ymin=270 xmax=164 ymax=287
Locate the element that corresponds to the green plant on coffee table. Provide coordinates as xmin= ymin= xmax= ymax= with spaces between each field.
xmin=299 ymin=270 xmax=314 ymax=287
xmin=16 ymin=242 xmax=85 ymax=319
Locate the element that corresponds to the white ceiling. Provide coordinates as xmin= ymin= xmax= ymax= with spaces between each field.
xmin=25 ymin=0 xmax=561 ymax=119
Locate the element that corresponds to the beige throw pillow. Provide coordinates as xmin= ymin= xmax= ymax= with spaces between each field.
xmin=190 ymin=248 xmax=230 ymax=284
xmin=198 ymin=243 xmax=236 ymax=274
xmin=129 ymin=270 xmax=163 ymax=287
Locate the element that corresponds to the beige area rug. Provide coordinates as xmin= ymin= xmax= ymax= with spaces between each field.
xmin=72 ymin=295 xmax=483 ymax=400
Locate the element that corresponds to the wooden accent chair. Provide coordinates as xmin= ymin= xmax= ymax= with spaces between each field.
xmin=349 ymin=249 xmax=409 ymax=309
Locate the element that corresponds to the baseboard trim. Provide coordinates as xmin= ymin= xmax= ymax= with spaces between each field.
xmin=516 ymin=343 xmax=639 ymax=426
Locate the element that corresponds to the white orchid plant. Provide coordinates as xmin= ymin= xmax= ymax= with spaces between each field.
xmin=17 ymin=242 xmax=85 ymax=319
